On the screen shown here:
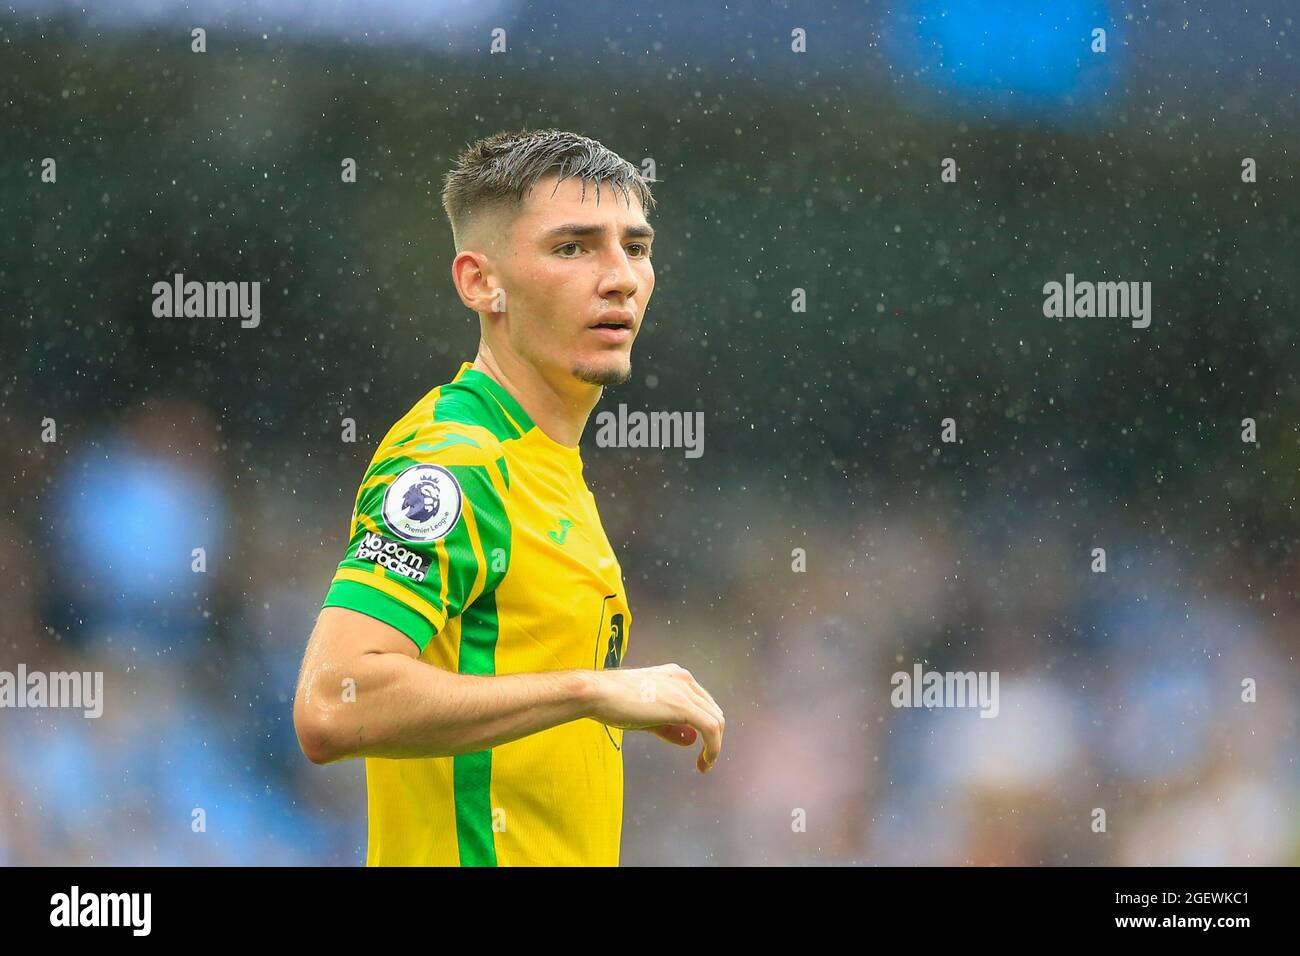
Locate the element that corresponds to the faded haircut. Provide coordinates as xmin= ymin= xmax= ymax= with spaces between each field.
xmin=440 ymin=128 xmax=656 ymax=252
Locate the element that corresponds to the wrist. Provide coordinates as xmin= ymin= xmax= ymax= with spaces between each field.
xmin=572 ymin=668 xmax=604 ymax=720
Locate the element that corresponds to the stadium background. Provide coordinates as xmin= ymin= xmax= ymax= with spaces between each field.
xmin=1 ymin=0 xmax=1297 ymax=864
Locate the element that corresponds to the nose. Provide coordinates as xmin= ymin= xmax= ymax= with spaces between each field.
xmin=597 ymin=246 xmax=639 ymax=300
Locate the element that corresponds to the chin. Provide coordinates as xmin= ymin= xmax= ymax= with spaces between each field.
xmin=571 ymin=356 xmax=632 ymax=387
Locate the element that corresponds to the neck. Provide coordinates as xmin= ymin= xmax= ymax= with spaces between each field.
xmin=470 ymin=344 xmax=600 ymax=448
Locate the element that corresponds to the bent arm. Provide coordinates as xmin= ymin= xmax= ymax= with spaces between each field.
xmin=292 ymin=606 xmax=598 ymax=764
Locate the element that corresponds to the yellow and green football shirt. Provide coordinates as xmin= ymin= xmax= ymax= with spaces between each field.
xmin=322 ymin=362 xmax=632 ymax=867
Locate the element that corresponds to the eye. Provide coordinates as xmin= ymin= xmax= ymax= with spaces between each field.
xmin=627 ymin=243 xmax=652 ymax=258
xmin=555 ymin=242 xmax=582 ymax=257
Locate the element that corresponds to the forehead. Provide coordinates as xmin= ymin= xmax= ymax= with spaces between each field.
xmin=514 ymin=172 xmax=649 ymax=231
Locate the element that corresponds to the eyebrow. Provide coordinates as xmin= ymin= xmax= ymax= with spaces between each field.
xmin=541 ymin=222 xmax=655 ymax=242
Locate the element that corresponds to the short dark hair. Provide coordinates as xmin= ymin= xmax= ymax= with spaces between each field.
xmin=440 ymin=128 xmax=656 ymax=251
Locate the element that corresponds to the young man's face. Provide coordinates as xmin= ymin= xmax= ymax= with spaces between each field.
xmin=488 ymin=172 xmax=655 ymax=388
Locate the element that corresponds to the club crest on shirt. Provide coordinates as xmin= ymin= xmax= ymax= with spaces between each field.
xmin=603 ymin=614 xmax=626 ymax=669
xmin=381 ymin=463 xmax=463 ymax=542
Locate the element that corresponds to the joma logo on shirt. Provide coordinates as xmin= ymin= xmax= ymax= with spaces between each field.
xmin=357 ymin=531 xmax=427 ymax=582
xmin=547 ymin=518 xmax=574 ymax=545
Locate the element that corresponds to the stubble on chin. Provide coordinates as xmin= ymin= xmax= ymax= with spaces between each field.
xmin=571 ymin=358 xmax=632 ymax=387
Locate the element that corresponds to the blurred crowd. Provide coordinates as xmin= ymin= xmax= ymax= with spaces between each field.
xmin=1 ymin=395 xmax=1296 ymax=865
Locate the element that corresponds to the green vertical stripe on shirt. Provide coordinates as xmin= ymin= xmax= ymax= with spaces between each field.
xmin=454 ymin=592 xmax=502 ymax=866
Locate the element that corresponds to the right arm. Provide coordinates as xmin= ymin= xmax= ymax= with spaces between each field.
xmin=293 ymin=606 xmax=724 ymax=770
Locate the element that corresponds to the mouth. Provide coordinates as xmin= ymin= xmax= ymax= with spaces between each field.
xmin=589 ymin=311 xmax=635 ymax=343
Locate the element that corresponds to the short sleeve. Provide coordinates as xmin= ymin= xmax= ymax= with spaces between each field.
xmin=322 ymin=438 xmax=511 ymax=652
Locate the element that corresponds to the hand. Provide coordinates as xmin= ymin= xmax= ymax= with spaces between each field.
xmin=589 ymin=663 xmax=724 ymax=773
